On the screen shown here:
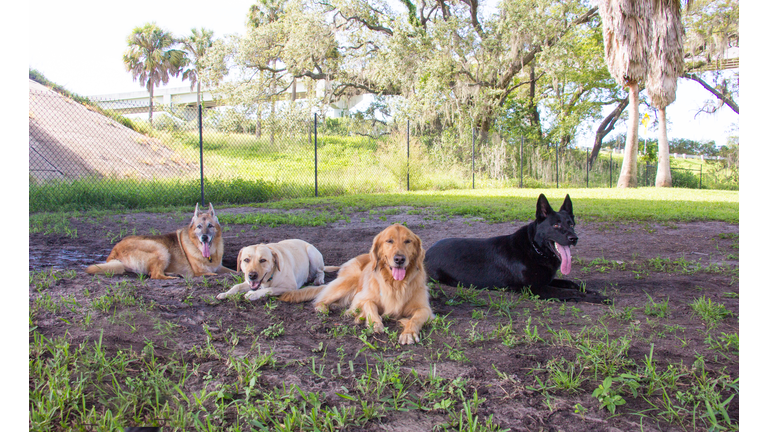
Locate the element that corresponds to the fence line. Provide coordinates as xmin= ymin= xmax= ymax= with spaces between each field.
xmin=27 ymin=90 xmax=738 ymax=211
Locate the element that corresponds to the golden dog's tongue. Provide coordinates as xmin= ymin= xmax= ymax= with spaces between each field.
xmin=392 ymin=267 xmax=406 ymax=281
xmin=555 ymin=243 xmax=572 ymax=275
xmin=201 ymin=242 xmax=210 ymax=258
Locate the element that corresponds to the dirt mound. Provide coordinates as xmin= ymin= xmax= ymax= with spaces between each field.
xmin=28 ymin=79 xmax=196 ymax=183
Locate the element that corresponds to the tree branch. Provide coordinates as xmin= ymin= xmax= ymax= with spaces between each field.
xmin=682 ymin=72 xmax=739 ymax=114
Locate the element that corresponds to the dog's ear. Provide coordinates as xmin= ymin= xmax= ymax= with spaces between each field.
xmin=236 ymin=247 xmax=244 ymax=273
xmin=412 ymin=233 xmax=425 ymax=271
xmin=191 ymin=203 xmax=200 ymax=226
xmin=536 ymin=194 xmax=553 ymax=222
xmin=271 ymin=247 xmax=281 ymax=272
xmin=369 ymin=231 xmax=383 ymax=272
xmin=559 ymin=194 xmax=574 ymax=219
xmin=207 ymin=202 xmax=219 ymax=224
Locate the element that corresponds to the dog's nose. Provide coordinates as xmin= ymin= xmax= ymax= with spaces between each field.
xmin=568 ymin=234 xmax=578 ymax=244
xmin=393 ymin=254 xmax=406 ymax=266
xmin=201 ymin=235 xmax=209 ymax=242
xmin=248 ymin=272 xmax=259 ymax=281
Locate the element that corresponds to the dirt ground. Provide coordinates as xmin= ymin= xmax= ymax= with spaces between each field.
xmin=29 ymin=206 xmax=739 ymax=431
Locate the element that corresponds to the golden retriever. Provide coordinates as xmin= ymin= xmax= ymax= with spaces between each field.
xmin=216 ymin=239 xmax=338 ymax=301
xmin=280 ymin=224 xmax=433 ymax=345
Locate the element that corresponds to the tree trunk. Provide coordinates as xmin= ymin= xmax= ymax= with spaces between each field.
xmin=528 ymin=61 xmax=542 ymax=141
xmin=617 ymin=82 xmax=640 ymax=188
xmin=655 ymin=107 xmax=672 ymax=187
xmin=590 ymin=96 xmax=629 ymax=165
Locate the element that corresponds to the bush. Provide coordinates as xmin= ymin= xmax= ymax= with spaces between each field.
xmin=671 ymin=169 xmax=700 ymax=189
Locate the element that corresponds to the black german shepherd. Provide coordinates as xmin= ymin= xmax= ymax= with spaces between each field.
xmin=424 ymin=194 xmax=609 ymax=303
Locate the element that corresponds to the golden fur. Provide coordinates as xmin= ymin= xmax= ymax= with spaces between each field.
xmin=216 ymin=239 xmax=339 ymax=301
xmin=280 ymin=224 xmax=433 ymax=345
xmin=85 ymin=203 xmax=235 ymax=279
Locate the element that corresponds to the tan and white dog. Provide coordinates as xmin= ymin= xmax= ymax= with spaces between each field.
xmin=216 ymin=239 xmax=339 ymax=301
xmin=86 ymin=203 xmax=234 ymax=279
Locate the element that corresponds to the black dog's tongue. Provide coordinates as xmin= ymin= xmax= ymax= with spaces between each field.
xmin=554 ymin=243 xmax=572 ymax=275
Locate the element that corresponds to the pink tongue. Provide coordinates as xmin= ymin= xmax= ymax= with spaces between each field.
xmin=202 ymin=242 xmax=210 ymax=258
xmin=555 ymin=244 xmax=572 ymax=275
xmin=392 ymin=267 xmax=406 ymax=281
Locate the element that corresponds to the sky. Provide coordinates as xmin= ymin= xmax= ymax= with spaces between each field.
xmin=28 ymin=0 xmax=738 ymax=149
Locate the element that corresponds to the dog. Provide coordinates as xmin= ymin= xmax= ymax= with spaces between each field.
xmin=215 ymin=239 xmax=339 ymax=301
xmin=85 ymin=203 xmax=234 ymax=279
xmin=280 ymin=224 xmax=434 ymax=345
xmin=424 ymin=194 xmax=608 ymax=303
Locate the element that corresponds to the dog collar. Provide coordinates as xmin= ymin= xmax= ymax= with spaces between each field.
xmin=528 ymin=226 xmax=547 ymax=257
xmin=530 ymin=239 xmax=545 ymax=256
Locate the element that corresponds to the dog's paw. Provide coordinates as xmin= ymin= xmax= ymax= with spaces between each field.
xmin=216 ymin=292 xmax=229 ymax=300
xmin=398 ymin=331 xmax=420 ymax=345
xmin=314 ymin=303 xmax=329 ymax=314
xmin=245 ymin=289 xmax=271 ymax=301
xmin=372 ymin=322 xmax=385 ymax=333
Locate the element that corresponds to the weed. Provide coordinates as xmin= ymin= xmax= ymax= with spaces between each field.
xmin=260 ymin=322 xmax=285 ymax=339
xmin=690 ymin=296 xmax=732 ymax=328
xmin=592 ymin=377 xmax=626 ymax=414
xmin=644 ymin=293 xmax=670 ymax=318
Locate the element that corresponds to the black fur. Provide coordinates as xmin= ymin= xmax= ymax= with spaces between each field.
xmin=424 ymin=194 xmax=609 ymax=303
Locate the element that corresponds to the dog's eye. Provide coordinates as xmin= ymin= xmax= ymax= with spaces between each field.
xmin=404 ymin=239 xmax=411 ymax=244
xmin=259 ymin=258 xmax=267 ymax=263
xmin=197 ymin=225 xmax=202 ymax=229
xmin=553 ymin=224 xmax=561 ymax=229
xmin=243 ymin=258 xmax=250 ymax=263
xmin=386 ymin=239 xmax=394 ymax=244
xmin=208 ymin=223 xmax=213 ymax=228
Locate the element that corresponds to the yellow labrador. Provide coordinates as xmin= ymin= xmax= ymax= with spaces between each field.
xmin=216 ymin=239 xmax=338 ymax=301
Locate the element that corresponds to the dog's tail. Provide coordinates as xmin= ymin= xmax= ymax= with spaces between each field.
xmin=280 ymin=285 xmax=325 ymax=303
xmin=85 ymin=260 xmax=125 ymax=276
xmin=321 ymin=266 xmax=340 ymax=272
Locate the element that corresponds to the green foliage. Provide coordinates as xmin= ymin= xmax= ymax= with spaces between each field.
xmin=29 ymin=177 xmax=278 ymax=212
xmin=689 ymin=296 xmax=733 ymax=328
xmin=592 ymin=377 xmax=626 ymax=414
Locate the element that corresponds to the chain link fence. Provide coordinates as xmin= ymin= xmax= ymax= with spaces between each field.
xmin=28 ymin=82 xmax=737 ymax=212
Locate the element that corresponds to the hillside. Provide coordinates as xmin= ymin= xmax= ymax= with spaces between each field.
xmin=28 ymin=79 xmax=196 ymax=183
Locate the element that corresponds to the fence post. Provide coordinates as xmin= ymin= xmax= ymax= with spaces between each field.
xmin=585 ymin=151 xmax=589 ymax=188
xmin=609 ymin=150 xmax=613 ymax=187
xmin=472 ymin=128 xmax=475 ymax=189
xmin=314 ymin=113 xmax=318 ymax=198
xmin=199 ymin=104 xmax=205 ymax=206
xmin=519 ymin=136 xmax=523 ymax=188
xmin=700 ymin=164 xmax=703 ymax=189
xmin=555 ymin=141 xmax=559 ymax=188
xmin=407 ymin=119 xmax=410 ymax=191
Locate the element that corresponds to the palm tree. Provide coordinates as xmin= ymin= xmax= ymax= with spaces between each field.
xmin=648 ymin=0 xmax=686 ymax=187
xmin=180 ymin=28 xmax=215 ymax=108
xmin=597 ymin=0 xmax=654 ymax=188
xmin=123 ymin=23 xmax=185 ymax=125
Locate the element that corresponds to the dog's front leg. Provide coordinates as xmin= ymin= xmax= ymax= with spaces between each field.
xmin=398 ymin=308 xmax=432 ymax=345
xmin=244 ymin=285 xmax=296 ymax=301
xmin=216 ymin=282 xmax=251 ymax=300
xmin=356 ymin=300 xmax=385 ymax=333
